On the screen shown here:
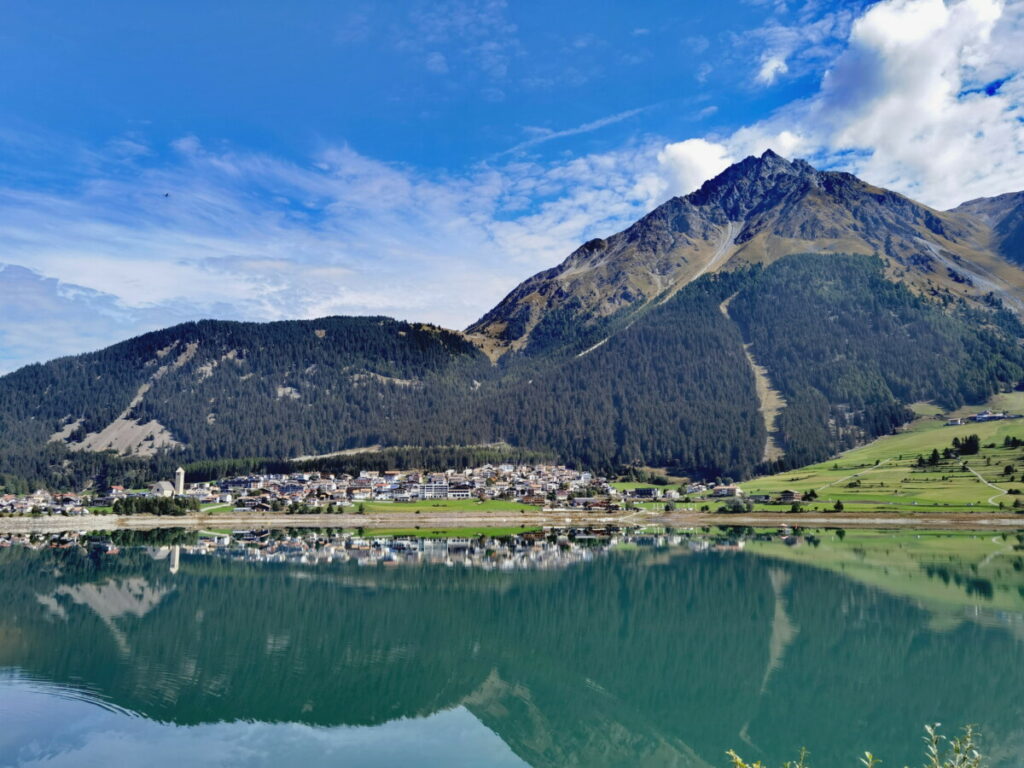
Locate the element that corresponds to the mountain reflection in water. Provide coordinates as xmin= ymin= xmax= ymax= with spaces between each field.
xmin=1 ymin=528 xmax=1023 ymax=768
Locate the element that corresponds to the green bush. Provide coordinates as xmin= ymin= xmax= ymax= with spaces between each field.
xmin=727 ymin=725 xmax=982 ymax=768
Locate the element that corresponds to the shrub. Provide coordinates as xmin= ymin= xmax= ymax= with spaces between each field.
xmin=727 ymin=724 xmax=983 ymax=768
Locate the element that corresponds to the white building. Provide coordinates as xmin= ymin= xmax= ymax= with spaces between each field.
xmin=416 ymin=482 xmax=449 ymax=500
xmin=151 ymin=481 xmax=175 ymax=498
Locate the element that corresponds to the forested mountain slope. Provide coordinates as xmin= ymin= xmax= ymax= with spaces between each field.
xmin=0 ymin=318 xmax=490 ymax=490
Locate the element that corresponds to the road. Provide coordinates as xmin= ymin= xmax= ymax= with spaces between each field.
xmin=816 ymin=458 xmax=893 ymax=492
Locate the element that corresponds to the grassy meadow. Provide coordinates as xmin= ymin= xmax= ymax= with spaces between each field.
xmin=352 ymin=498 xmax=540 ymax=514
xmin=362 ymin=525 xmax=542 ymax=538
xmin=741 ymin=394 xmax=1024 ymax=514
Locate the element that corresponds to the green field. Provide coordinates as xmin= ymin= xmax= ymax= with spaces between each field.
xmin=363 ymin=526 xmax=542 ymax=538
xmin=351 ymin=499 xmax=540 ymax=514
xmin=199 ymin=503 xmax=234 ymax=514
xmin=747 ymin=528 xmax=1024 ymax=619
xmin=741 ymin=397 xmax=1024 ymax=514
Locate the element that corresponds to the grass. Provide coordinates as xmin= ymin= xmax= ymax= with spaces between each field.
xmin=352 ymin=499 xmax=540 ymax=514
xmin=200 ymin=503 xmax=234 ymax=514
xmin=363 ymin=526 xmax=542 ymax=538
xmin=741 ymin=404 xmax=1024 ymax=513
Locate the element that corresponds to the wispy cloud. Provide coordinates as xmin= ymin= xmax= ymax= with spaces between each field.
xmin=499 ymin=107 xmax=649 ymax=155
xmin=736 ymin=2 xmax=865 ymax=87
xmin=398 ymin=0 xmax=521 ymax=80
xmin=0 ymin=131 xmax=670 ymax=370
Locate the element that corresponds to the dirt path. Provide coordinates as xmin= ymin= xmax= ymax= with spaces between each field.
xmin=719 ymin=292 xmax=787 ymax=462
xmin=654 ymin=220 xmax=741 ymax=310
xmin=816 ymin=458 xmax=893 ymax=492
xmin=576 ymin=336 xmax=610 ymax=358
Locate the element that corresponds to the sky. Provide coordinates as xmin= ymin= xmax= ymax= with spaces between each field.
xmin=1 ymin=0 xmax=1023 ymax=371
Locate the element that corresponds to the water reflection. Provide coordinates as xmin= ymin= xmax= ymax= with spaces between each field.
xmin=1 ymin=527 xmax=1023 ymax=767
xmin=1 ymin=676 xmax=527 ymax=768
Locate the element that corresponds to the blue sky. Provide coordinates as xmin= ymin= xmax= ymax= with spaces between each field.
xmin=1 ymin=0 xmax=1023 ymax=371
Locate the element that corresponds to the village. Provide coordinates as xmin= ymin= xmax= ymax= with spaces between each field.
xmin=0 ymin=461 xmax=784 ymax=518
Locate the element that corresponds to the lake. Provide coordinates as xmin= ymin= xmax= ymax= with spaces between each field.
xmin=1 ymin=527 xmax=1023 ymax=767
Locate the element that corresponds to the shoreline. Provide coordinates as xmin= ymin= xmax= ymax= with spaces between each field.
xmin=3 ymin=510 xmax=1024 ymax=534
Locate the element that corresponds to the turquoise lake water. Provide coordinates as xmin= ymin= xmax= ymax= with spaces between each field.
xmin=1 ymin=529 xmax=1022 ymax=767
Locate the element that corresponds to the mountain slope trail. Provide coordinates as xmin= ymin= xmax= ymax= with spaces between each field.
xmin=720 ymin=292 xmax=787 ymax=463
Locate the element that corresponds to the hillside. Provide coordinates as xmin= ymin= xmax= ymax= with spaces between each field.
xmin=0 ymin=317 xmax=491 ymax=490
xmin=4 ymin=153 xmax=1024 ymax=492
xmin=468 ymin=150 xmax=1024 ymax=356
xmin=741 ymin=395 xmax=1024 ymax=514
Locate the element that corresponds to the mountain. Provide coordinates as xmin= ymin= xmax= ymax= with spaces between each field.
xmin=4 ymin=151 xmax=1024 ymax=491
xmin=469 ymin=150 xmax=1024 ymax=355
xmin=952 ymin=191 xmax=1024 ymax=268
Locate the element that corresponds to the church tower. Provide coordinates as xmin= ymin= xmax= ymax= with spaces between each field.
xmin=174 ymin=466 xmax=185 ymax=496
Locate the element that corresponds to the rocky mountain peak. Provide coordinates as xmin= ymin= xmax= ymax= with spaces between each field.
xmin=467 ymin=151 xmax=1024 ymax=354
xmin=684 ymin=150 xmax=820 ymax=221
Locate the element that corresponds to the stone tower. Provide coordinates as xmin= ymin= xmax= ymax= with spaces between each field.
xmin=174 ymin=466 xmax=185 ymax=496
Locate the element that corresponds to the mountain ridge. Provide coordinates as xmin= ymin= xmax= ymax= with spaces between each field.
xmin=467 ymin=150 xmax=1024 ymax=355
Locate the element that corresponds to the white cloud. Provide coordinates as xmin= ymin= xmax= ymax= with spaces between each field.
xmin=756 ymin=54 xmax=789 ymax=84
xmin=401 ymin=0 xmax=520 ymax=81
xmin=812 ymin=0 xmax=1024 ymax=207
xmin=657 ymin=138 xmax=735 ymax=196
xmin=666 ymin=0 xmax=1024 ymax=209
xmin=0 ymin=265 xmax=196 ymax=372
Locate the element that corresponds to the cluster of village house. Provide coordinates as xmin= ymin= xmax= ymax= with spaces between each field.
xmin=0 ymin=463 xmax=720 ymax=516
xmin=0 ymin=527 xmax=752 ymax=570
xmin=0 ymin=462 xmax=816 ymax=518
xmin=946 ymin=409 xmax=1024 ymax=426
